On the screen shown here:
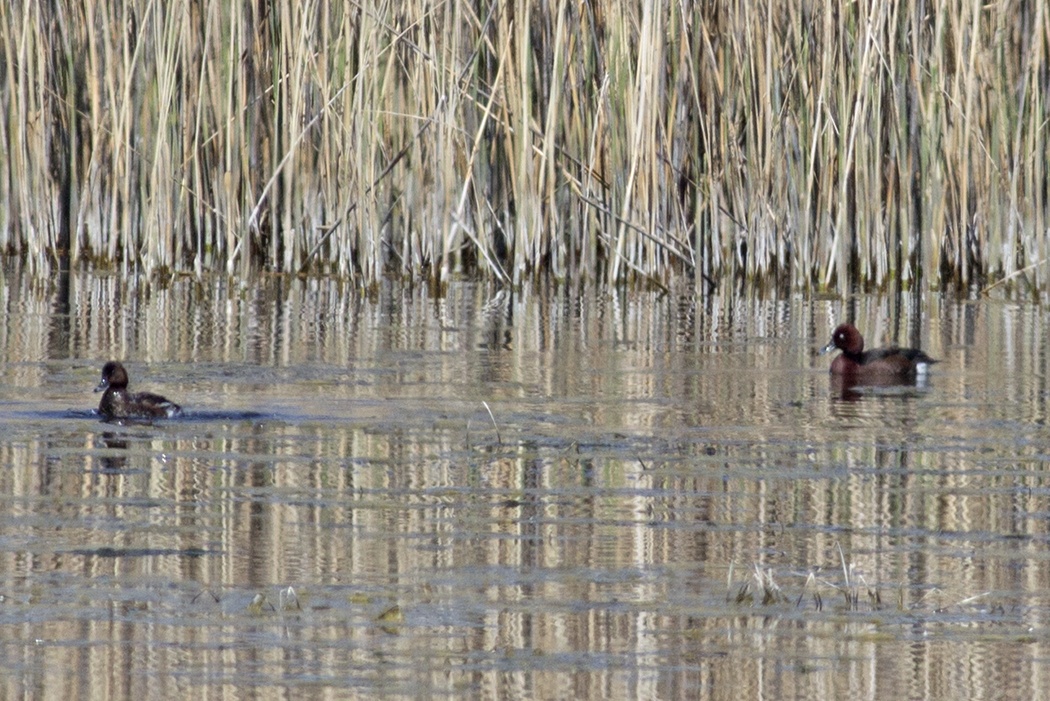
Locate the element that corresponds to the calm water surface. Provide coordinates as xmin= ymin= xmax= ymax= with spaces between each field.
xmin=0 ymin=268 xmax=1048 ymax=699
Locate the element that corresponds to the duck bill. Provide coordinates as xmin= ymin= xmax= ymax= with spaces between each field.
xmin=94 ymin=379 xmax=108 ymax=393
xmin=818 ymin=340 xmax=836 ymax=356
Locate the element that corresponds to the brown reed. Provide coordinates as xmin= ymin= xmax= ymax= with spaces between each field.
xmin=0 ymin=1 xmax=1047 ymax=290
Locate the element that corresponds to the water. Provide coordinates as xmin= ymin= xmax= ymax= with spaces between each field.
xmin=0 ymin=267 xmax=1047 ymax=699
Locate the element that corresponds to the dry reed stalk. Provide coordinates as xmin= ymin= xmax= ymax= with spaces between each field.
xmin=0 ymin=0 xmax=1047 ymax=291
xmin=0 ymin=2 xmax=22 ymax=257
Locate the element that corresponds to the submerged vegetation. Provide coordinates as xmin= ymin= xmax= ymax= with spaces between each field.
xmin=1 ymin=1 xmax=1047 ymax=290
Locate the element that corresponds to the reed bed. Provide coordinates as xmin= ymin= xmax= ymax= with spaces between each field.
xmin=0 ymin=1 xmax=1047 ymax=290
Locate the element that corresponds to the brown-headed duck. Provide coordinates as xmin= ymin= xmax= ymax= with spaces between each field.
xmin=820 ymin=323 xmax=937 ymax=380
xmin=94 ymin=361 xmax=182 ymax=420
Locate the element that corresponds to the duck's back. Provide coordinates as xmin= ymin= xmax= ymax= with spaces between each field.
xmin=99 ymin=388 xmax=182 ymax=419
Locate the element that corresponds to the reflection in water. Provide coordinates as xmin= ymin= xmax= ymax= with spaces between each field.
xmin=97 ymin=432 xmax=129 ymax=472
xmin=0 ymin=265 xmax=1048 ymax=699
xmin=47 ymin=254 xmax=72 ymax=359
xmin=828 ymin=373 xmax=935 ymax=402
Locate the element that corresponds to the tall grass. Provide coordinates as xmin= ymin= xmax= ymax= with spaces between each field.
xmin=0 ymin=1 xmax=1047 ymax=290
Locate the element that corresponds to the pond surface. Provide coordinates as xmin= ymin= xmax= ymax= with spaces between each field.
xmin=0 ymin=267 xmax=1048 ymax=699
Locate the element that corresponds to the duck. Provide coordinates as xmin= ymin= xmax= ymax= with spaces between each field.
xmin=820 ymin=323 xmax=937 ymax=380
xmin=94 ymin=361 xmax=182 ymax=420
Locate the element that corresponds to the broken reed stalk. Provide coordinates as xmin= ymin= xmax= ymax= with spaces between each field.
xmin=481 ymin=401 xmax=502 ymax=446
xmin=0 ymin=1 xmax=1047 ymax=290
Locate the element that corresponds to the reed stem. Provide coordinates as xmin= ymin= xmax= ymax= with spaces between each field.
xmin=0 ymin=0 xmax=1047 ymax=290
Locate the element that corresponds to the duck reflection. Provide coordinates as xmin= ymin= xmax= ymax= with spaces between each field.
xmin=829 ymin=372 xmax=932 ymax=401
xmin=97 ymin=432 xmax=129 ymax=472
